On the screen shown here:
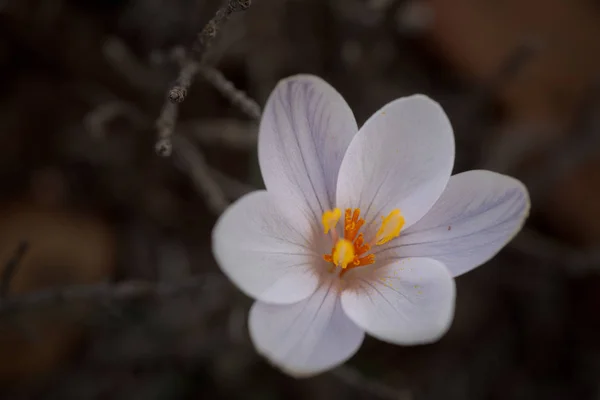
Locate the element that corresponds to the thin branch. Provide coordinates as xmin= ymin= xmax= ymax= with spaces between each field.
xmin=198 ymin=65 xmax=262 ymax=121
xmin=481 ymin=123 xmax=553 ymax=174
xmin=173 ymin=135 xmax=230 ymax=214
xmin=169 ymin=0 xmax=251 ymax=104
xmin=103 ymin=37 xmax=166 ymax=94
xmin=179 ymin=119 xmax=257 ymax=149
xmin=83 ymin=93 xmax=256 ymax=205
xmin=0 ymin=241 xmax=29 ymax=298
xmin=155 ymin=0 xmax=252 ymax=156
xmin=85 ymin=101 xmax=147 ymax=139
xmin=155 ymin=101 xmax=178 ymax=156
xmin=208 ymin=166 xmax=256 ymax=199
xmin=0 ymin=273 xmax=226 ymax=315
xmin=511 ymin=228 xmax=600 ymax=274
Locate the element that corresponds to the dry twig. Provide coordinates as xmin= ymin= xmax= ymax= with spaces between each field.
xmin=173 ymin=135 xmax=230 ymax=214
xmin=85 ymin=101 xmax=147 ymax=139
xmin=180 ymin=119 xmax=257 ymax=149
xmin=169 ymin=0 xmax=252 ymax=104
xmin=0 ymin=273 xmax=226 ymax=315
xmin=198 ymin=65 xmax=262 ymax=121
xmin=0 ymin=241 xmax=29 ymax=298
xmin=155 ymin=0 xmax=252 ymax=155
xmin=512 ymin=228 xmax=600 ymax=274
xmin=209 ymin=166 xmax=256 ymax=199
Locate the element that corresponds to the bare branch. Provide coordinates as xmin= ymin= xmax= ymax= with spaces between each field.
xmin=0 ymin=241 xmax=29 ymax=298
xmin=103 ymin=37 xmax=166 ymax=94
xmin=512 ymin=228 xmax=600 ymax=274
xmin=179 ymin=119 xmax=257 ymax=149
xmin=0 ymin=273 xmax=227 ymax=315
xmin=173 ymin=135 xmax=230 ymax=214
xmin=155 ymin=101 xmax=178 ymax=156
xmin=208 ymin=166 xmax=256 ymax=199
xmin=155 ymin=0 xmax=253 ymax=156
xmin=169 ymin=0 xmax=252 ymax=104
xmin=82 ymin=91 xmax=255 ymax=204
xmin=85 ymin=101 xmax=147 ymax=139
xmin=198 ymin=65 xmax=262 ymax=121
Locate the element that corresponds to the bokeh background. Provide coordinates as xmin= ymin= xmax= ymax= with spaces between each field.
xmin=0 ymin=0 xmax=599 ymax=398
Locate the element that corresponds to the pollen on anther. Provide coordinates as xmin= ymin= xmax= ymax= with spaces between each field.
xmin=323 ymin=208 xmax=380 ymax=275
xmin=375 ymin=209 xmax=405 ymax=245
xmin=322 ymin=208 xmax=341 ymax=234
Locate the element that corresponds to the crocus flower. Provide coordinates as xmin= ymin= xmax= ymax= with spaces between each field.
xmin=212 ymin=75 xmax=529 ymax=377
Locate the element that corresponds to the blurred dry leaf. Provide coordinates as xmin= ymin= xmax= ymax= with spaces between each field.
xmin=0 ymin=201 xmax=116 ymax=380
xmin=426 ymin=0 xmax=600 ymax=125
xmin=426 ymin=0 xmax=600 ymax=245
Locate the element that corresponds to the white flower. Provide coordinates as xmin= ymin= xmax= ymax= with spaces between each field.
xmin=212 ymin=75 xmax=530 ymax=377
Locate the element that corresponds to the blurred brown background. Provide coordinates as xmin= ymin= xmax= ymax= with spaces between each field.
xmin=0 ymin=0 xmax=599 ymax=399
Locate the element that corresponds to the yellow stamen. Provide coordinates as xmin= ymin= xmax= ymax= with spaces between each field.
xmin=321 ymin=208 xmax=342 ymax=234
xmin=332 ymin=239 xmax=355 ymax=269
xmin=323 ymin=208 xmax=404 ymax=276
xmin=375 ymin=209 xmax=405 ymax=245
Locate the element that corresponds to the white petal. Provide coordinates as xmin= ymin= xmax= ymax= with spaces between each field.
xmin=336 ymin=95 xmax=454 ymax=228
xmin=380 ymin=170 xmax=530 ymax=277
xmin=341 ymin=258 xmax=455 ymax=345
xmin=258 ymin=75 xmax=358 ymax=221
xmin=249 ymin=277 xmax=365 ymax=378
xmin=212 ymin=191 xmax=322 ymax=305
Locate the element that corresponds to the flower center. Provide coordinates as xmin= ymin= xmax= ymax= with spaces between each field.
xmin=321 ymin=208 xmax=405 ymax=276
